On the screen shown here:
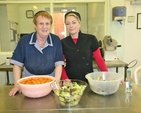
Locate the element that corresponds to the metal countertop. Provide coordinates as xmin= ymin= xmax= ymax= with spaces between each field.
xmin=0 ymin=84 xmax=141 ymax=113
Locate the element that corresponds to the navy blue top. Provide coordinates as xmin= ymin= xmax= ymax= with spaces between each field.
xmin=10 ymin=32 xmax=64 ymax=77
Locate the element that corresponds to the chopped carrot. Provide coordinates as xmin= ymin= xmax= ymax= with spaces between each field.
xmin=20 ymin=77 xmax=53 ymax=85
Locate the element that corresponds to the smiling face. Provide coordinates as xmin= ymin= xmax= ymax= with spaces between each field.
xmin=34 ymin=15 xmax=51 ymax=38
xmin=33 ymin=11 xmax=53 ymax=39
xmin=65 ymin=15 xmax=81 ymax=38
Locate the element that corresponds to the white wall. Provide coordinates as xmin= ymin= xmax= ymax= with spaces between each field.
xmin=88 ymin=2 xmax=105 ymax=40
xmin=109 ymin=0 xmax=141 ymax=78
xmin=0 ymin=4 xmax=19 ymax=52
xmin=7 ymin=4 xmax=20 ymax=51
xmin=124 ymin=1 xmax=141 ymax=77
xmin=0 ymin=5 xmax=10 ymax=51
xmin=108 ymin=0 xmax=125 ymax=60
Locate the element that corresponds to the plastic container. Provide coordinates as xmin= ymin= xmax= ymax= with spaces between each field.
xmin=17 ymin=75 xmax=55 ymax=98
xmin=85 ymin=72 xmax=123 ymax=95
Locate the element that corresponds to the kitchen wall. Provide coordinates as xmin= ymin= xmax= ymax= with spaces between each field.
xmin=104 ymin=0 xmax=141 ymax=78
xmin=0 ymin=5 xmax=10 ymax=51
xmin=87 ymin=2 xmax=105 ymax=41
xmin=108 ymin=0 xmax=125 ymax=61
xmin=124 ymin=1 xmax=141 ymax=77
xmin=7 ymin=4 xmax=20 ymax=51
xmin=0 ymin=4 xmax=20 ymax=52
xmin=19 ymin=4 xmax=50 ymax=33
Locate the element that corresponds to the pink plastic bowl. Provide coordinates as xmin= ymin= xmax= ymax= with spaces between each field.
xmin=17 ymin=75 xmax=55 ymax=98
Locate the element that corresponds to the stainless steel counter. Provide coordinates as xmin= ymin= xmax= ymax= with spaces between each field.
xmin=0 ymin=84 xmax=141 ymax=113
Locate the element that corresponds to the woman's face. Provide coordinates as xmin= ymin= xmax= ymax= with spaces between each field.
xmin=65 ymin=16 xmax=80 ymax=37
xmin=34 ymin=15 xmax=51 ymax=38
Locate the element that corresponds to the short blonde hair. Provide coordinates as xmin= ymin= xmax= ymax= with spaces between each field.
xmin=65 ymin=11 xmax=81 ymax=23
xmin=65 ymin=13 xmax=81 ymax=23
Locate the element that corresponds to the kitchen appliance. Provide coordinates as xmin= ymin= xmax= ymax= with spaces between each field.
xmin=102 ymin=35 xmax=120 ymax=61
xmin=112 ymin=6 xmax=126 ymax=21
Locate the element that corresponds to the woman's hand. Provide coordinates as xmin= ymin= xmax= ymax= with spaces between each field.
xmin=9 ymin=86 xmax=21 ymax=96
xmin=120 ymin=79 xmax=125 ymax=85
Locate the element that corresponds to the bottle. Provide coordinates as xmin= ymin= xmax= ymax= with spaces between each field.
xmin=125 ymin=91 xmax=132 ymax=102
xmin=125 ymin=70 xmax=132 ymax=93
xmin=6 ymin=57 xmax=10 ymax=66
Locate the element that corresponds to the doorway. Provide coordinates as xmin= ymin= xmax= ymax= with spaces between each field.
xmin=54 ymin=12 xmax=65 ymax=39
xmin=53 ymin=7 xmax=77 ymax=39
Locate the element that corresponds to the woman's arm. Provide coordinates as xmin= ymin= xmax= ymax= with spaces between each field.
xmin=13 ymin=65 xmax=22 ymax=87
xmin=93 ymin=48 xmax=108 ymax=71
xmin=61 ymin=55 xmax=68 ymax=80
xmin=54 ymin=65 xmax=62 ymax=81
xmin=61 ymin=66 xmax=68 ymax=80
xmin=9 ymin=65 xmax=22 ymax=96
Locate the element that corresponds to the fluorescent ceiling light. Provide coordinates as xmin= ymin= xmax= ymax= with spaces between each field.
xmin=33 ymin=6 xmax=38 ymax=9
xmin=61 ymin=9 xmax=67 ymax=12
xmin=71 ymin=9 xmax=75 ymax=11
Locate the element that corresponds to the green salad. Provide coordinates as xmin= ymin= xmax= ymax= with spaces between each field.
xmin=54 ymin=81 xmax=87 ymax=107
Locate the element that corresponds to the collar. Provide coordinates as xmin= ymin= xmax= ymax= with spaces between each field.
xmin=29 ymin=32 xmax=53 ymax=53
xmin=29 ymin=32 xmax=53 ymax=47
